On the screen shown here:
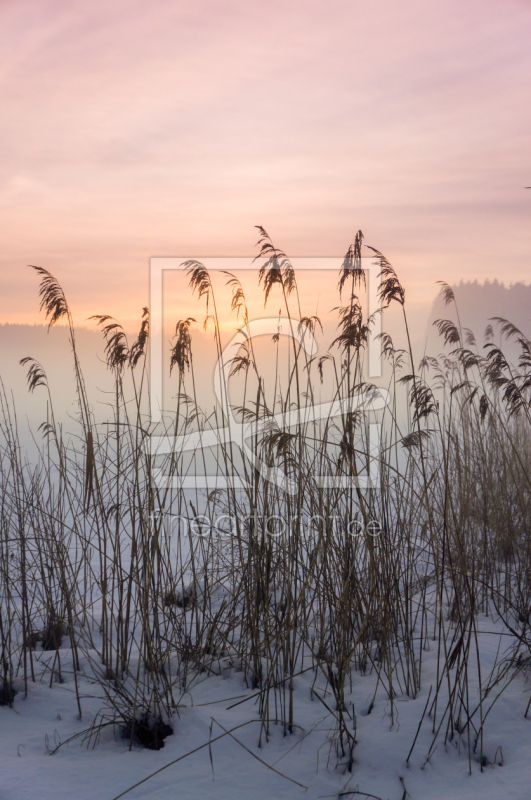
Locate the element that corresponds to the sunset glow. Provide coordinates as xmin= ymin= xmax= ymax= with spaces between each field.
xmin=1 ymin=0 xmax=530 ymax=330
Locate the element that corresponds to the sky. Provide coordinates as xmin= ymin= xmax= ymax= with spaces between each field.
xmin=0 ymin=0 xmax=530 ymax=334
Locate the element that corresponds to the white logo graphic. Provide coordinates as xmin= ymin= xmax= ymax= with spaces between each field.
xmin=148 ymin=258 xmax=387 ymax=493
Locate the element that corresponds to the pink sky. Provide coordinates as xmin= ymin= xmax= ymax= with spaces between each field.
xmin=1 ymin=0 xmax=530 ymax=331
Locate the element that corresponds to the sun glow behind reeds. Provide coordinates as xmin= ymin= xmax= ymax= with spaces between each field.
xmin=1 ymin=231 xmax=531 ymax=790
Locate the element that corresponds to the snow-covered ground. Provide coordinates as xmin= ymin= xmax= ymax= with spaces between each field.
xmin=2 ymin=612 xmax=531 ymax=800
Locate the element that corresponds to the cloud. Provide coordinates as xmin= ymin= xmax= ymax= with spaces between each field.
xmin=1 ymin=0 xmax=530 ymax=328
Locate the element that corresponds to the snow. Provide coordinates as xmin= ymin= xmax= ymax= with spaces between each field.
xmin=2 ymin=614 xmax=531 ymax=800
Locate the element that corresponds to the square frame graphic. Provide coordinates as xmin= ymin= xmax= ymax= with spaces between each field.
xmin=149 ymin=257 xmax=385 ymax=491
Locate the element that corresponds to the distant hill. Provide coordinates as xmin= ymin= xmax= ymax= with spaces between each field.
xmin=425 ymin=280 xmax=531 ymax=354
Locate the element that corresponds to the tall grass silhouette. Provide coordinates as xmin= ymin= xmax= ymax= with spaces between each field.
xmin=1 ymin=229 xmax=531 ymax=779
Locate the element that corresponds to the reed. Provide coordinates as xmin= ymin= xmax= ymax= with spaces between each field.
xmin=1 ymin=231 xmax=530 ymax=774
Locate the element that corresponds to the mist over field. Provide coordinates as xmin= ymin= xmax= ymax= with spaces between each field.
xmin=4 ymin=276 xmax=530 ymax=438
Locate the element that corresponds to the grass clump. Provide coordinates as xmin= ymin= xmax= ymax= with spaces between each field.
xmin=121 ymin=715 xmax=173 ymax=750
xmin=0 ymin=681 xmax=17 ymax=707
xmin=0 ymin=228 xmax=530 ymax=774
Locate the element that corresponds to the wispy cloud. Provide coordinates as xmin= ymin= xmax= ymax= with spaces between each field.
xmin=1 ymin=0 xmax=530 ymax=326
